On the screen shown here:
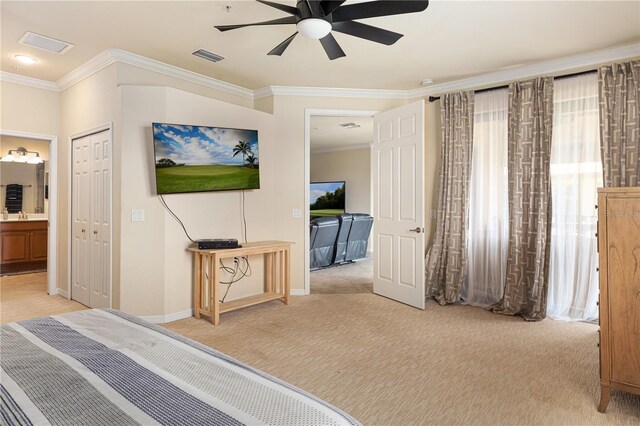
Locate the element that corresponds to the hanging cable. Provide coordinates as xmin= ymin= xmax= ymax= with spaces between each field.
xmin=219 ymin=256 xmax=252 ymax=303
xmin=241 ymin=189 xmax=248 ymax=243
xmin=159 ymin=195 xmax=196 ymax=242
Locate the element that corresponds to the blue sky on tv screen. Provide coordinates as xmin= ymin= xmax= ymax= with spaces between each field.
xmin=153 ymin=123 xmax=258 ymax=165
xmin=310 ymin=182 xmax=344 ymax=204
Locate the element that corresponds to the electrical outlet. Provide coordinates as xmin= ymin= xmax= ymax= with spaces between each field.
xmin=292 ymin=208 xmax=302 ymax=218
xmin=131 ymin=209 xmax=145 ymax=222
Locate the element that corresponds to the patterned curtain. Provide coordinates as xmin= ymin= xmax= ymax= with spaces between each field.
xmin=490 ymin=77 xmax=554 ymax=321
xmin=425 ymin=91 xmax=474 ymax=305
xmin=598 ymin=60 xmax=640 ymax=187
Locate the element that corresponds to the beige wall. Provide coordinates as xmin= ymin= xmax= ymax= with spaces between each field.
xmin=0 ymin=81 xmax=59 ymax=136
xmin=310 ymin=148 xmax=371 ymax=216
xmin=119 ymin=85 xmax=277 ymax=317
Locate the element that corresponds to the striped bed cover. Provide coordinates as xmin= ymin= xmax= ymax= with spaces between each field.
xmin=0 ymin=309 xmax=360 ymax=426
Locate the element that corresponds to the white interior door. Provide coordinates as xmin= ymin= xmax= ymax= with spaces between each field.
xmin=71 ymin=129 xmax=111 ymax=308
xmin=89 ymin=132 xmax=111 ymax=308
xmin=71 ymin=136 xmax=90 ymax=306
xmin=372 ymin=100 xmax=425 ymax=309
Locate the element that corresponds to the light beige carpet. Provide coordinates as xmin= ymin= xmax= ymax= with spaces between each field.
xmin=166 ymin=294 xmax=639 ymax=425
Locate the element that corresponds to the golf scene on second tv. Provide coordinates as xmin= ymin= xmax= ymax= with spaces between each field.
xmin=153 ymin=123 xmax=259 ymax=194
xmin=310 ymin=181 xmax=345 ymax=219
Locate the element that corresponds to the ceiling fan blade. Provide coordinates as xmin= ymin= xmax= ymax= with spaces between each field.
xmin=268 ymin=33 xmax=298 ymax=56
xmin=215 ymin=16 xmax=297 ymax=32
xmin=331 ymin=21 xmax=403 ymax=45
xmin=319 ymin=33 xmax=346 ymax=60
xmin=332 ymin=0 xmax=429 ymax=22
xmin=256 ymin=0 xmax=299 ymax=16
xmin=320 ymin=1 xmax=346 ymax=16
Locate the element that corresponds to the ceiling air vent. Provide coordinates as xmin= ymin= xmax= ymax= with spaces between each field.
xmin=192 ymin=49 xmax=224 ymax=63
xmin=18 ymin=32 xmax=74 ymax=54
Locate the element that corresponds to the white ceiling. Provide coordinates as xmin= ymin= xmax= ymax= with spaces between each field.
xmin=1 ymin=1 xmax=639 ymax=90
xmin=311 ymin=116 xmax=373 ymax=152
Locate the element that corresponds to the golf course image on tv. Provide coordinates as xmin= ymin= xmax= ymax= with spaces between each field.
xmin=153 ymin=123 xmax=259 ymax=194
xmin=310 ymin=181 xmax=345 ymax=218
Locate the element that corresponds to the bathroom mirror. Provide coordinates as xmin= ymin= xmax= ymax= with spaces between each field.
xmin=1 ymin=161 xmax=47 ymax=214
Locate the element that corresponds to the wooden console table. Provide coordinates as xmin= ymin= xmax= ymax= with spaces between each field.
xmin=188 ymin=241 xmax=292 ymax=325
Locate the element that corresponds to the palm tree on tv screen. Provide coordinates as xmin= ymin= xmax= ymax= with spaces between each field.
xmin=246 ymin=154 xmax=258 ymax=168
xmin=232 ymin=140 xmax=252 ymax=166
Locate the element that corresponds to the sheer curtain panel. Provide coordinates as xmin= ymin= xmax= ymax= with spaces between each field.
xmin=463 ymin=89 xmax=509 ymax=307
xmin=547 ymin=73 xmax=602 ymax=321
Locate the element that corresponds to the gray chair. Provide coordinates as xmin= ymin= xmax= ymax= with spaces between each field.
xmin=333 ymin=214 xmax=353 ymax=264
xmin=345 ymin=213 xmax=373 ymax=261
xmin=309 ymin=217 xmax=339 ymax=270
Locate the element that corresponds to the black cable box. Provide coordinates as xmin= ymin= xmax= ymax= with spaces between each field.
xmin=197 ymin=239 xmax=240 ymax=250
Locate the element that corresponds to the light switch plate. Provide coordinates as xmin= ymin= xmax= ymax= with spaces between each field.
xmin=430 ymin=209 xmax=437 ymax=220
xmin=292 ymin=208 xmax=302 ymax=218
xmin=131 ymin=209 xmax=145 ymax=222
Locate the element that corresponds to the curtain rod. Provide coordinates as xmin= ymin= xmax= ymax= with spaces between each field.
xmin=427 ymin=69 xmax=597 ymax=102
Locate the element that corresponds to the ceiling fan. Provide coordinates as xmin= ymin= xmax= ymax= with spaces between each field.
xmin=215 ymin=0 xmax=430 ymax=60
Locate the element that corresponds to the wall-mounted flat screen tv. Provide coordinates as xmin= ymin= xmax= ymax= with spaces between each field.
xmin=310 ymin=181 xmax=345 ymax=219
xmin=153 ymin=122 xmax=259 ymax=194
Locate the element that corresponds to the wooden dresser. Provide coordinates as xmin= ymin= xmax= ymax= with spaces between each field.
xmin=0 ymin=220 xmax=48 ymax=274
xmin=597 ymin=187 xmax=640 ymax=412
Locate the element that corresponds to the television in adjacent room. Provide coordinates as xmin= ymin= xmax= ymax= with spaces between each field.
xmin=152 ymin=122 xmax=260 ymax=194
xmin=310 ymin=181 xmax=345 ymax=219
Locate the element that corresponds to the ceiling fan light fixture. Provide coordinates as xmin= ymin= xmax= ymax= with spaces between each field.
xmin=296 ymin=18 xmax=331 ymax=40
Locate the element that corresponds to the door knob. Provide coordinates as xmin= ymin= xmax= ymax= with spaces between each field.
xmin=81 ymin=229 xmax=85 ymax=234
xmin=93 ymin=230 xmax=98 ymax=235
xmin=409 ymin=227 xmax=423 ymax=233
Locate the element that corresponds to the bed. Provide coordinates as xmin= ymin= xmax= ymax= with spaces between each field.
xmin=0 ymin=309 xmax=360 ymax=426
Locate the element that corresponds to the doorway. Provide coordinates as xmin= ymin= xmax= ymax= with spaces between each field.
xmin=0 ymin=130 xmax=58 ymax=296
xmin=304 ymin=109 xmax=377 ymax=295
xmin=305 ymin=101 xmax=427 ymax=309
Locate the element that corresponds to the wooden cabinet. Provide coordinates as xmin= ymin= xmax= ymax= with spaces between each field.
xmin=597 ymin=187 xmax=640 ymax=413
xmin=0 ymin=220 xmax=48 ymax=274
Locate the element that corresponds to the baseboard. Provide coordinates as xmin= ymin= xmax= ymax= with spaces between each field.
xmin=138 ymin=292 xmax=307 ymax=323
xmin=56 ymin=288 xmax=69 ymax=298
xmin=138 ymin=309 xmax=194 ymax=324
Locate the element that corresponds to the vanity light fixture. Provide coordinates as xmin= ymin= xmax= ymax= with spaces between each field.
xmin=1 ymin=147 xmax=44 ymax=164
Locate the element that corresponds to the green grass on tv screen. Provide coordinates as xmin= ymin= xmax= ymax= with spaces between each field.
xmin=156 ymin=165 xmax=259 ymax=193
xmin=310 ymin=209 xmax=345 ymax=217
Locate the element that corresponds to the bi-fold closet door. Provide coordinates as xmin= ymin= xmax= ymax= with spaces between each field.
xmin=71 ymin=129 xmax=111 ymax=308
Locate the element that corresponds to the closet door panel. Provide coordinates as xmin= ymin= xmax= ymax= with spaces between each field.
xmin=71 ymin=136 xmax=91 ymax=306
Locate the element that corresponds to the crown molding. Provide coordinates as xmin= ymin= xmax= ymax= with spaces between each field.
xmin=0 ymin=71 xmax=58 ymax=92
xmin=311 ymin=143 xmax=372 ymax=154
xmin=56 ymin=50 xmax=116 ymax=91
xmin=108 ymin=49 xmax=254 ymax=100
xmin=409 ymin=42 xmax=640 ymax=99
xmin=254 ymin=85 xmax=409 ymax=100
xmin=1 ymin=43 xmax=638 ymax=101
